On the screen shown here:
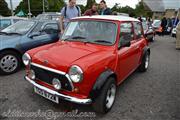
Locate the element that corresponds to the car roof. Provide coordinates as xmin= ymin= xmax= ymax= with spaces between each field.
xmin=28 ymin=19 xmax=58 ymax=23
xmin=0 ymin=16 xmax=27 ymax=19
xmin=72 ymin=15 xmax=140 ymax=22
xmin=38 ymin=12 xmax=61 ymax=16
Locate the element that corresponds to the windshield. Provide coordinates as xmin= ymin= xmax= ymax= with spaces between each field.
xmin=2 ymin=20 xmax=35 ymax=35
xmin=61 ymin=20 xmax=117 ymax=45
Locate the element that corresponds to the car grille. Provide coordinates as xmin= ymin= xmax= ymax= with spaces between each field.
xmin=31 ymin=64 xmax=72 ymax=91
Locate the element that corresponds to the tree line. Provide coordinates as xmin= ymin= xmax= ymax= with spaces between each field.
xmin=0 ymin=0 xmax=152 ymax=17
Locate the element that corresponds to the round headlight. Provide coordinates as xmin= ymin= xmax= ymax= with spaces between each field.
xmin=52 ymin=78 xmax=61 ymax=90
xmin=29 ymin=69 xmax=35 ymax=80
xmin=22 ymin=53 xmax=31 ymax=66
xmin=68 ymin=65 xmax=83 ymax=83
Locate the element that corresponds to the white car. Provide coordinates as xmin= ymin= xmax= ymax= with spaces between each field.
xmin=171 ymin=22 xmax=180 ymax=37
xmin=0 ymin=16 xmax=27 ymax=31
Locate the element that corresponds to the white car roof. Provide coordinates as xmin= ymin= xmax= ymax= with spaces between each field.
xmin=0 ymin=16 xmax=27 ymax=19
xmin=73 ymin=15 xmax=140 ymax=22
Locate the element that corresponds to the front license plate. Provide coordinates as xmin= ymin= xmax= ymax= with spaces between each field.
xmin=34 ymin=87 xmax=59 ymax=103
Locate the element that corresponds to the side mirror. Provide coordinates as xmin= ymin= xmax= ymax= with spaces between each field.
xmin=29 ymin=32 xmax=40 ymax=38
xmin=119 ymin=41 xmax=131 ymax=49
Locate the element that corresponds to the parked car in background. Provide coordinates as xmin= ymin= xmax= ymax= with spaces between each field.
xmin=24 ymin=15 xmax=150 ymax=113
xmin=36 ymin=12 xmax=61 ymax=21
xmin=142 ymin=22 xmax=155 ymax=42
xmin=171 ymin=22 xmax=180 ymax=37
xmin=152 ymin=20 xmax=162 ymax=35
xmin=0 ymin=16 xmax=27 ymax=31
xmin=0 ymin=19 xmax=60 ymax=75
xmin=171 ymin=26 xmax=177 ymax=37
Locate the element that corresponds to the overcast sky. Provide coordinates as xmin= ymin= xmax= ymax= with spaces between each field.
xmin=5 ymin=0 xmax=140 ymax=10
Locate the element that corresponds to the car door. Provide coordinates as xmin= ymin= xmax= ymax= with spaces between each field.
xmin=116 ymin=22 xmax=138 ymax=82
xmin=21 ymin=22 xmax=59 ymax=52
xmin=133 ymin=22 xmax=146 ymax=66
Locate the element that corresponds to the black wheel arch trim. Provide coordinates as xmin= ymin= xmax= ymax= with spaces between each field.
xmin=142 ymin=46 xmax=150 ymax=58
xmin=89 ymin=69 xmax=117 ymax=100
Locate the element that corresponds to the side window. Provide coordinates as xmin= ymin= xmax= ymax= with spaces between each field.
xmin=119 ymin=22 xmax=133 ymax=47
xmin=133 ymin=22 xmax=143 ymax=39
xmin=42 ymin=23 xmax=59 ymax=34
xmin=31 ymin=22 xmax=44 ymax=33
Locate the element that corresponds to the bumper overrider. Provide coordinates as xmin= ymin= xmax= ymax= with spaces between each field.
xmin=25 ymin=76 xmax=92 ymax=104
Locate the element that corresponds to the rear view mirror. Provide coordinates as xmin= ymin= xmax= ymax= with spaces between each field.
xmin=29 ymin=32 xmax=40 ymax=38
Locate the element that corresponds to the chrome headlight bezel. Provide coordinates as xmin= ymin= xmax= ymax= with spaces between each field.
xmin=22 ymin=53 xmax=31 ymax=66
xmin=68 ymin=65 xmax=83 ymax=83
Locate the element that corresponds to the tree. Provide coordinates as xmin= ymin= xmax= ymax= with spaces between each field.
xmin=15 ymin=0 xmax=65 ymax=16
xmin=85 ymin=0 xmax=96 ymax=10
xmin=135 ymin=1 xmax=153 ymax=17
xmin=111 ymin=4 xmax=136 ymax=17
xmin=0 ymin=0 xmax=11 ymax=16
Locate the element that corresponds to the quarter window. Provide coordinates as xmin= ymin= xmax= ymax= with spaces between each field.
xmin=31 ymin=22 xmax=44 ymax=33
xmin=42 ymin=23 xmax=59 ymax=34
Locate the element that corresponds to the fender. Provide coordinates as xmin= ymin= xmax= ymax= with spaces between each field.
xmin=89 ymin=69 xmax=116 ymax=100
xmin=142 ymin=46 xmax=150 ymax=60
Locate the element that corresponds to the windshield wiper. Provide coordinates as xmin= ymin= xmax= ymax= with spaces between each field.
xmin=64 ymin=36 xmax=87 ymax=40
xmin=93 ymin=40 xmax=112 ymax=44
xmin=7 ymin=32 xmax=22 ymax=35
xmin=0 ymin=31 xmax=8 ymax=35
xmin=63 ymin=36 xmax=90 ymax=43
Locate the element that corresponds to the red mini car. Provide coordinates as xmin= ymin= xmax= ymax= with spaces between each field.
xmin=23 ymin=15 xmax=150 ymax=113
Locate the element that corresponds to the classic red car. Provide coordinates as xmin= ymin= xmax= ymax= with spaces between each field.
xmin=23 ymin=15 xmax=150 ymax=113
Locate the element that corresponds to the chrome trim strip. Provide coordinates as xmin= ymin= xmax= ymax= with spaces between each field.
xmin=30 ymin=62 xmax=74 ymax=90
xmin=31 ymin=62 xmax=66 ymax=75
xmin=25 ymin=76 xmax=92 ymax=104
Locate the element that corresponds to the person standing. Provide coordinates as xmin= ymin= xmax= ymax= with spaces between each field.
xmin=60 ymin=0 xmax=81 ymax=34
xmin=161 ymin=17 xmax=167 ymax=36
xmin=84 ymin=3 xmax=98 ymax=16
xmin=99 ymin=0 xmax=112 ymax=15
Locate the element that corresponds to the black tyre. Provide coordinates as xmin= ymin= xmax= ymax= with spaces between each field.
xmin=93 ymin=77 xmax=116 ymax=114
xmin=138 ymin=52 xmax=150 ymax=72
xmin=151 ymin=35 xmax=155 ymax=42
xmin=0 ymin=51 xmax=21 ymax=75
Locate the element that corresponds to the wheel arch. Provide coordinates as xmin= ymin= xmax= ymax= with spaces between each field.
xmin=140 ymin=46 xmax=150 ymax=62
xmin=89 ymin=69 xmax=117 ymax=101
xmin=0 ymin=48 xmax=23 ymax=60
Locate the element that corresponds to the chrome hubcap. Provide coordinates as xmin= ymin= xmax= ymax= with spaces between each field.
xmin=0 ymin=55 xmax=18 ymax=73
xmin=106 ymin=84 xmax=116 ymax=109
xmin=145 ymin=54 xmax=149 ymax=69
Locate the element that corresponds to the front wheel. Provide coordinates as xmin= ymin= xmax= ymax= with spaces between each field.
xmin=138 ymin=52 xmax=150 ymax=72
xmin=151 ymin=35 xmax=155 ymax=42
xmin=0 ymin=51 xmax=21 ymax=75
xmin=93 ymin=77 xmax=116 ymax=114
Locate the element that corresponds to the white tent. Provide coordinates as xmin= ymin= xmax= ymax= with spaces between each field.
xmin=144 ymin=0 xmax=180 ymax=12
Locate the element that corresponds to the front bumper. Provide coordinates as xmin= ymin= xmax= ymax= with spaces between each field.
xmin=25 ymin=76 xmax=92 ymax=105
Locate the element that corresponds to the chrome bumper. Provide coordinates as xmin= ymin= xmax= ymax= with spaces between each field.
xmin=25 ymin=76 xmax=92 ymax=105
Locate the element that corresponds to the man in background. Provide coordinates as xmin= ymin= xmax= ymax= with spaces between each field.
xmin=99 ymin=0 xmax=112 ymax=15
xmin=161 ymin=17 xmax=167 ymax=36
xmin=84 ymin=3 xmax=98 ymax=16
xmin=60 ymin=0 xmax=81 ymax=34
